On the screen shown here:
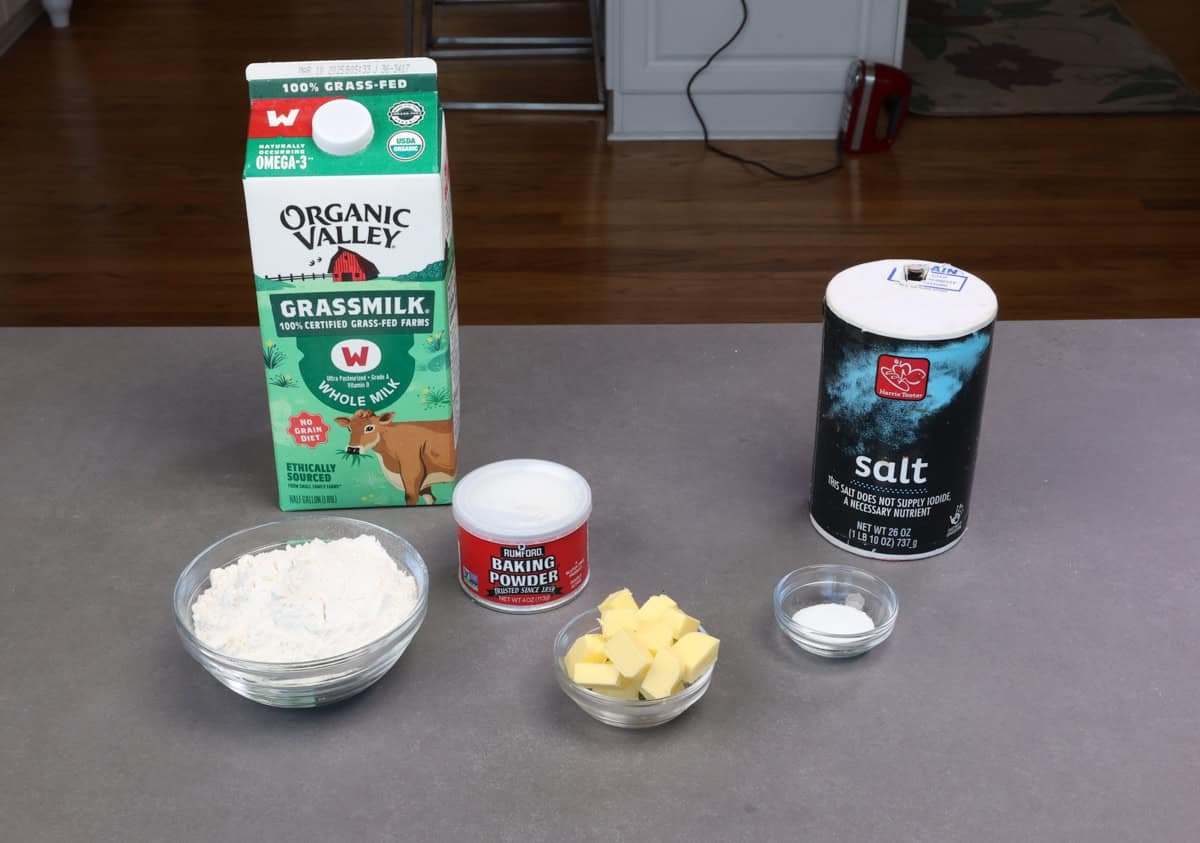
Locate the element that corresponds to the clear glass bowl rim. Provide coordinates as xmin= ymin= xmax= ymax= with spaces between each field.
xmin=172 ymin=517 xmax=430 ymax=673
xmin=773 ymin=564 xmax=899 ymax=639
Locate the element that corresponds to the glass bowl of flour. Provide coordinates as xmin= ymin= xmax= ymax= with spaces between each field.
xmin=173 ymin=517 xmax=429 ymax=707
xmin=774 ymin=565 xmax=898 ymax=658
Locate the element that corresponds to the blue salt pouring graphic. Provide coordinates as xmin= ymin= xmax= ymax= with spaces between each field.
xmin=828 ymin=332 xmax=991 ymax=451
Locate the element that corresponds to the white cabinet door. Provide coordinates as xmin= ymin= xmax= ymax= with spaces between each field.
xmin=607 ymin=0 xmax=907 ymax=140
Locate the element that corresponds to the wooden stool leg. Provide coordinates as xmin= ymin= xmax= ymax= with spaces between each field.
xmin=588 ymin=0 xmax=605 ymax=105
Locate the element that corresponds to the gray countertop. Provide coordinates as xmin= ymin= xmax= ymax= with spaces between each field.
xmin=2 ymin=322 xmax=1198 ymax=842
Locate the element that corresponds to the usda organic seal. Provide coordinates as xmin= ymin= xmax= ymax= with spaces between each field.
xmin=386 ymin=130 xmax=425 ymax=162
xmin=387 ymin=101 xmax=426 ymax=127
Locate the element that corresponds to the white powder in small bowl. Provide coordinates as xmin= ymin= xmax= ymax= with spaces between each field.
xmin=791 ymin=602 xmax=876 ymax=639
xmin=191 ymin=534 xmax=418 ymax=662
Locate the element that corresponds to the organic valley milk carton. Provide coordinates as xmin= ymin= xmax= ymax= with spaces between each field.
xmin=243 ymin=58 xmax=458 ymax=510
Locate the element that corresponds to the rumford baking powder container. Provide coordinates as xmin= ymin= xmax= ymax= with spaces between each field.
xmin=452 ymin=460 xmax=592 ymax=612
xmin=810 ymin=260 xmax=998 ymax=560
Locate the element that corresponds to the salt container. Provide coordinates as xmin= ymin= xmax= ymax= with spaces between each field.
xmin=809 ymin=260 xmax=997 ymax=559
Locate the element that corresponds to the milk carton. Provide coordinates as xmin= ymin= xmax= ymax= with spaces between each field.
xmin=243 ymin=58 xmax=458 ymax=510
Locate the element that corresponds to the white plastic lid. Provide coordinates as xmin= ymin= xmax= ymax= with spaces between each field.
xmin=453 ymin=459 xmax=592 ymax=544
xmin=825 ymin=259 xmax=998 ymax=341
xmin=311 ymin=99 xmax=374 ymax=156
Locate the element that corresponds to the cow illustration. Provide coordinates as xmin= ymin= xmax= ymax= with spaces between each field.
xmin=334 ymin=409 xmax=456 ymax=504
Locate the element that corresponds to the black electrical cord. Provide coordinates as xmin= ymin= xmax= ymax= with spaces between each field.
xmin=685 ymin=0 xmax=844 ymax=180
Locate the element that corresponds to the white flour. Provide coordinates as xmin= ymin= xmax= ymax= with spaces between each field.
xmin=192 ymin=534 xmax=418 ymax=662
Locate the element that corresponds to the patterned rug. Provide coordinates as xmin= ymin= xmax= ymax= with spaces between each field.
xmin=904 ymin=0 xmax=1200 ymax=114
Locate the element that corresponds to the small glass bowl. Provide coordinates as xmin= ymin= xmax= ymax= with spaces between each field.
xmin=173 ymin=517 xmax=429 ymax=708
xmin=774 ymin=565 xmax=898 ymax=658
xmin=553 ymin=609 xmax=714 ymax=729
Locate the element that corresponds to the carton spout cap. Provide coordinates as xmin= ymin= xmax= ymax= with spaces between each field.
xmin=312 ymin=99 xmax=374 ymax=156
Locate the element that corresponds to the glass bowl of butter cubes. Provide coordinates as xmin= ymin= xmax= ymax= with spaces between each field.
xmin=554 ymin=589 xmax=719 ymax=728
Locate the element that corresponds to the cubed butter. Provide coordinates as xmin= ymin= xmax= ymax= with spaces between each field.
xmin=639 ymin=647 xmax=683 ymax=700
xmin=598 ymin=588 xmax=638 ymax=613
xmin=673 ymin=631 xmax=720 ymax=683
xmin=619 ymin=664 xmax=650 ymax=687
xmin=571 ymin=662 xmax=622 ymax=688
xmin=604 ymin=629 xmax=653 ymax=679
xmin=580 ymin=633 xmax=607 ymax=659
xmin=661 ymin=606 xmax=701 ymax=640
xmin=577 ymin=587 xmax=716 ymax=700
xmin=636 ymin=594 xmax=678 ymax=625
xmin=634 ymin=618 xmax=675 ymax=654
xmin=599 ymin=607 xmax=639 ymax=638
xmin=563 ymin=633 xmax=607 ymax=676
xmin=592 ymin=683 xmax=640 ymax=701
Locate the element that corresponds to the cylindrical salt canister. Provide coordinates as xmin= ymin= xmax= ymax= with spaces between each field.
xmin=809 ymin=260 xmax=998 ymax=560
xmin=452 ymin=459 xmax=592 ymax=612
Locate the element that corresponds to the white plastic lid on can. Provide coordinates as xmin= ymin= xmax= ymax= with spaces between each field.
xmin=311 ymin=98 xmax=374 ymax=156
xmin=452 ymin=459 xmax=593 ymax=544
xmin=825 ymin=259 xmax=998 ymax=341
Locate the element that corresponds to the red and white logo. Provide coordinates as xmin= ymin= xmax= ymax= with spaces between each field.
xmin=287 ymin=411 xmax=329 ymax=448
xmin=330 ymin=338 xmax=381 ymax=373
xmin=876 ymin=355 xmax=929 ymax=401
xmin=247 ymin=97 xmax=333 ymax=138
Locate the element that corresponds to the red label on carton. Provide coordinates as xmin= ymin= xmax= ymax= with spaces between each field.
xmin=287 ymin=411 xmax=329 ymax=447
xmin=247 ymin=97 xmax=335 ymax=138
xmin=458 ymin=524 xmax=589 ymax=609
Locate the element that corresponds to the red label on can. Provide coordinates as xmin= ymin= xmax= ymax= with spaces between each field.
xmin=876 ymin=354 xmax=930 ymax=401
xmin=458 ymin=523 xmax=588 ymax=609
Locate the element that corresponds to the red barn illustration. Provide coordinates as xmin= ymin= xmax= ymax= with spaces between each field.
xmin=327 ymin=247 xmax=379 ymax=282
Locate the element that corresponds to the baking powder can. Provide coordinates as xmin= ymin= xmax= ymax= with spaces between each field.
xmin=809 ymin=260 xmax=998 ymax=559
xmin=452 ymin=459 xmax=592 ymax=612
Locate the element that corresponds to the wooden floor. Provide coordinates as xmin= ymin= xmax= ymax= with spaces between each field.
xmin=1 ymin=0 xmax=1198 ymax=325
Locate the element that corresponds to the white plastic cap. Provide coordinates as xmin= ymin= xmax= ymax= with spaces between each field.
xmin=452 ymin=459 xmax=592 ymax=544
xmin=311 ymin=99 xmax=374 ymax=156
xmin=825 ymin=259 xmax=998 ymax=341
